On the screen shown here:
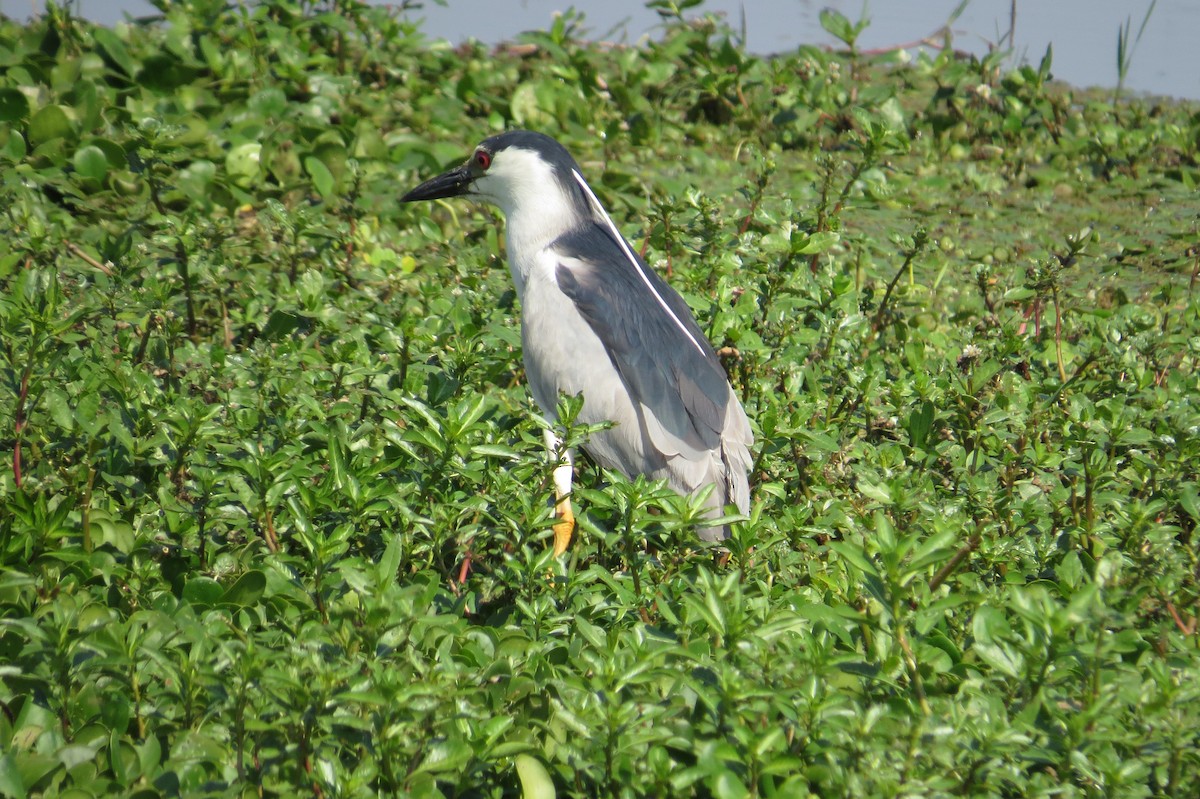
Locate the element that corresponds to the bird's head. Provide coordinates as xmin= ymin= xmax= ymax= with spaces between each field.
xmin=400 ymin=130 xmax=590 ymax=221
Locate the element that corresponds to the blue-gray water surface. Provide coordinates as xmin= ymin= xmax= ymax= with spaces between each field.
xmin=9 ymin=0 xmax=1197 ymax=101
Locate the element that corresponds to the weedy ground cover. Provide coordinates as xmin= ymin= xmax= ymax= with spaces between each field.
xmin=1 ymin=1 xmax=1198 ymax=797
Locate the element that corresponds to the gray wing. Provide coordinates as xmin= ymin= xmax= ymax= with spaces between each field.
xmin=553 ymin=223 xmax=752 ymax=516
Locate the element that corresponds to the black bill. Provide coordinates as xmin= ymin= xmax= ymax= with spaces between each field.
xmin=400 ymin=163 xmax=473 ymax=202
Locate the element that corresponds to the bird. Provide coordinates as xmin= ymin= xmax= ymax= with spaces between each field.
xmin=401 ymin=130 xmax=752 ymax=555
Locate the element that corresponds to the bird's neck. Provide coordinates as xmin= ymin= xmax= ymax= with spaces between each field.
xmin=499 ymin=197 xmax=580 ymax=297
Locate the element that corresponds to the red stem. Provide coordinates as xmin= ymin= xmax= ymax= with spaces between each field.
xmin=13 ymin=365 xmax=30 ymax=489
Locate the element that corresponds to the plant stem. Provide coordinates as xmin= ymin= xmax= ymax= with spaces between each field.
xmin=928 ymin=530 xmax=982 ymax=593
xmin=176 ymin=239 xmax=197 ymax=338
xmin=871 ymin=233 xmax=928 ymax=337
xmin=1052 ymin=283 xmax=1067 ymax=383
xmin=894 ymin=613 xmax=930 ymax=715
xmin=13 ymin=361 xmax=31 ymax=489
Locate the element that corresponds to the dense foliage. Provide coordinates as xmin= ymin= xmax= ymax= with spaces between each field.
xmin=1 ymin=1 xmax=1199 ymax=796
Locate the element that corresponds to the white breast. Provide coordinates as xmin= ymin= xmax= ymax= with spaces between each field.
xmin=518 ymin=248 xmax=613 ymax=415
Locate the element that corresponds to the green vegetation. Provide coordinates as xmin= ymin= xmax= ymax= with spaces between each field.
xmin=2 ymin=1 xmax=1199 ymax=796
xmin=1115 ymin=1 xmax=1157 ymax=103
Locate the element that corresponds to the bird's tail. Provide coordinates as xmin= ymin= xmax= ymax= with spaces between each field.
xmin=694 ymin=441 xmax=751 ymax=542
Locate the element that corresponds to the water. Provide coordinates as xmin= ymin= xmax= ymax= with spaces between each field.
xmin=10 ymin=0 xmax=1198 ymax=100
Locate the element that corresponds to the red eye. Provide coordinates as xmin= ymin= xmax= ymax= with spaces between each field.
xmin=474 ymin=150 xmax=491 ymax=169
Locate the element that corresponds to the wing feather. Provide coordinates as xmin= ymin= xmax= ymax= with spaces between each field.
xmin=552 ymin=222 xmax=750 ymax=508
xmin=539 ymin=171 xmax=753 ymax=530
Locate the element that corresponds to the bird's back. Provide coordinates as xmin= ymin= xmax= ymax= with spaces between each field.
xmin=546 ymin=220 xmax=752 ymax=536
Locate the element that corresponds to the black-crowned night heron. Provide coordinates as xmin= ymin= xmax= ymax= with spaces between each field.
xmin=401 ymin=130 xmax=752 ymax=555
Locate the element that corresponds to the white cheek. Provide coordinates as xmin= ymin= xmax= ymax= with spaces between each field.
xmin=470 ymin=174 xmax=496 ymax=200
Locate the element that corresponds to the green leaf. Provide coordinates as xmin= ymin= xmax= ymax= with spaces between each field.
xmin=818 ymin=7 xmax=868 ymax=47
xmin=907 ymin=529 xmax=958 ymax=571
xmin=182 ymin=577 xmax=224 ymax=608
xmin=221 ymin=570 xmax=266 ymax=607
xmin=573 ymin=616 xmax=607 ymax=650
xmin=45 ymin=388 xmax=75 ymax=431
xmin=249 ymin=87 xmax=288 ymax=117
xmin=177 ymin=159 xmax=217 ymax=200
xmin=261 ymin=310 xmax=314 ymax=340
xmin=0 ymin=128 xmax=26 ymax=161
xmin=1178 ymin=484 xmax=1199 ymax=521
xmin=515 ymin=754 xmax=556 ymax=799
xmin=0 ymin=89 xmax=30 ymax=123
xmin=511 ymin=82 xmax=553 ymax=127
xmin=828 ymin=541 xmax=880 ymax=579
xmin=11 ymin=749 xmax=56 ymax=797
xmin=92 ymin=27 xmax=137 ymax=77
xmin=0 ymin=749 xmax=26 ymax=798
xmin=109 ymin=729 xmax=140 ymax=786
xmin=82 ymin=137 xmax=126 ymax=168
xmin=818 ymin=8 xmax=851 ymax=41
xmin=711 ymin=770 xmax=750 ymax=799
xmin=793 ymin=230 xmax=840 ymax=255
xmin=1038 ymin=43 xmax=1054 ymax=81
xmin=134 ymin=736 xmax=162 ymax=784
xmin=73 ymin=144 xmax=109 ymax=181
xmin=225 ymin=142 xmax=262 ymax=186
xmin=136 ymin=55 xmax=203 ymax=91
xmin=971 ymin=605 xmax=1010 ymax=645
xmin=377 ymin=534 xmax=402 ymax=585
xmin=858 ymin=480 xmax=893 ymax=505
xmin=416 ymin=738 xmax=471 ymax=774
xmin=905 ymin=400 xmax=935 ymax=450
xmin=28 ymin=104 xmax=73 ymax=145
xmin=972 ymin=640 xmax=1025 ymax=679
xmin=91 ymin=512 xmax=135 ymax=554
xmin=470 ymin=444 xmax=521 ymax=460
xmin=878 ymin=96 xmax=907 ymax=132
xmin=304 ymin=155 xmax=335 ymax=199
